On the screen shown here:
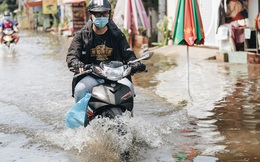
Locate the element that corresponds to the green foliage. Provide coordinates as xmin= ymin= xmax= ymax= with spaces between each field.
xmin=156 ymin=16 xmax=170 ymax=46
xmin=0 ymin=0 xmax=8 ymax=13
xmin=151 ymin=42 xmax=163 ymax=47
xmin=110 ymin=0 xmax=117 ymax=17
xmin=138 ymin=28 xmax=146 ymax=36
xmin=122 ymin=28 xmax=129 ymax=43
xmin=52 ymin=13 xmax=59 ymax=27
xmin=110 ymin=0 xmax=117 ymax=9
xmin=0 ymin=0 xmax=18 ymax=14
xmin=86 ymin=0 xmax=90 ymax=5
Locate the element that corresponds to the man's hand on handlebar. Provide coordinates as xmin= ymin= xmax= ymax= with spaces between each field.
xmin=71 ymin=61 xmax=85 ymax=73
xmin=130 ymin=61 xmax=146 ymax=74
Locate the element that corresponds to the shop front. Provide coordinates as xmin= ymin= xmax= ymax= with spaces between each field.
xmin=24 ymin=0 xmax=58 ymax=31
xmin=168 ymin=0 xmax=260 ymax=63
xmin=22 ymin=0 xmax=43 ymax=29
xmin=61 ymin=0 xmax=87 ymax=36
xmin=215 ymin=0 xmax=260 ymax=63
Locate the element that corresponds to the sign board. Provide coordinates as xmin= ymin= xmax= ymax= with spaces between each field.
xmin=42 ymin=0 xmax=58 ymax=14
xmin=72 ymin=2 xmax=86 ymax=32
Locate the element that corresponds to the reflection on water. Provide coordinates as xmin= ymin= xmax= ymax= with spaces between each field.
xmin=197 ymin=64 xmax=260 ymax=161
xmin=132 ymin=47 xmax=177 ymax=89
xmin=129 ymin=47 xmax=260 ymax=161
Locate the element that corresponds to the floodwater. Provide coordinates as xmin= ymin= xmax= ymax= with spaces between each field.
xmin=0 ymin=31 xmax=259 ymax=162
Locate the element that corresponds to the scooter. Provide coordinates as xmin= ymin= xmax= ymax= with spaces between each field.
xmin=82 ymin=51 xmax=153 ymax=126
xmin=2 ymin=29 xmax=16 ymax=54
xmin=65 ymin=50 xmax=153 ymax=160
xmin=66 ymin=50 xmax=153 ymax=127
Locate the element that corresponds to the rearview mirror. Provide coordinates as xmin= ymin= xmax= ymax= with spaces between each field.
xmin=140 ymin=51 xmax=154 ymax=60
xmin=128 ymin=51 xmax=154 ymax=64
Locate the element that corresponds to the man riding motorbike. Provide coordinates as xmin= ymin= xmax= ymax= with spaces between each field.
xmin=66 ymin=0 xmax=146 ymax=103
xmin=0 ymin=11 xmax=19 ymax=44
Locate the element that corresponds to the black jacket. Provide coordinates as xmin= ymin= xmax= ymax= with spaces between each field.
xmin=66 ymin=19 xmax=137 ymax=68
xmin=66 ymin=20 xmax=136 ymax=96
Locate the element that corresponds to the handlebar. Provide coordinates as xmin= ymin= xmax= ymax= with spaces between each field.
xmin=73 ymin=69 xmax=92 ymax=79
xmin=71 ymin=50 xmax=153 ymax=78
xmin=72 ymin=62 xmax=147 ymax=79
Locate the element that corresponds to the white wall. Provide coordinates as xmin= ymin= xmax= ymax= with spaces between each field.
xmin=248 ymin=0 xmax=258 ymax=28
xmin=199 ymin=0 xmax=219 ymax=46
xmin=167 ymin=0 xmax=177 ymax=31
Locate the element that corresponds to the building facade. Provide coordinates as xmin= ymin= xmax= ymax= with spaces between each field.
xmin=167 ymin=0 xmax=259 ymax=47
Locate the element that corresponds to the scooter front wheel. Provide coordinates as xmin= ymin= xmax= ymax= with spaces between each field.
xmin=101 ymin=107 xmax=123 ymax=119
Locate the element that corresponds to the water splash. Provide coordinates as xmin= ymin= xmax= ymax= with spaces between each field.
xmin=40 ymin=112 xmax=170 ymax=161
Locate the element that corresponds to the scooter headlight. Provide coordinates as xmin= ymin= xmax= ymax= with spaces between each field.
xmin=3 ymin=35 xmax=12 ymax=42
xmin=104 ymin=66 xmax=124 ymax=81
xmin=3 ymin=29 xmax=13 ymax=35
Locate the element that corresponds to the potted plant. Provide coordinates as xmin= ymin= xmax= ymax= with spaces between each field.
xmin=134 ymin=28 xmax=149 ymax=48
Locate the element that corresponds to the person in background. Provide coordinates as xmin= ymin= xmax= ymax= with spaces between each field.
xmin=0 ymin=11 xmax=19 ymax=44
xmin=66 ymin=0 xmax=146 ymax=103
xmin=225 ymin=0 xmax=248 ymax=23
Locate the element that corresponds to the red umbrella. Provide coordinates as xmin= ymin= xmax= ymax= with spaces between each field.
xmin=172 ymin=0 xmax=204 ymax=46
xmin=113 ymin=0 xmax=150 ymax=47
xmin=171 ymin=0 xmax=205 ymax=102
xmin=113 ymin=0 xmax=150 ymax=34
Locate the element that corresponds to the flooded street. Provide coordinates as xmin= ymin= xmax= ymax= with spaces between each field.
xmin=0 ymin=31 xmax=260 ymax=162
xmin=205 ymin=64 xmax=260 ymax=161
xmin=150 ymin=46 xmax=260 ymax=161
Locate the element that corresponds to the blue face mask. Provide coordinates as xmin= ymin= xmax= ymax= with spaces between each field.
xmin=92 ymin=17 xmax=109 ymax=29
xmin=5 ymin=16 xmax=10 ymax=21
